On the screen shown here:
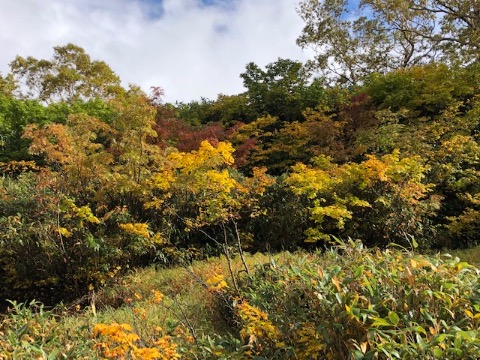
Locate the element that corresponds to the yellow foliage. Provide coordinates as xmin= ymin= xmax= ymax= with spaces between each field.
xmin=236 ymin=300 xmax=280 ymax=346
xmin=147 ymin=140 xmax=276 ymax=231
xmin=61 ymin=197 xmax=100 ymax=224
xmin=148 ymin=168 xmax=174 ymax=192
xmin=153 ymin=336 xmax=181 ymax=360
xmin=93 ymin=321 xmax=180 ymax=360
xmin=169 ymin=140 xmax=235 ymax=171
xmin=76 ymin=205 xmax=100 ymax=224
xmin=294 ymin=322 xmax=325 ymax=359
xmin=286 ymin=150 xmax=432 ymax=242
xmin=230 ymin=115 xmax=277 ymax=143
xmin=150 ymin=289 xmax=164 ymax=304
xmin=310 ymin=204 xmax=353 ymax=229
xmin=0 ymin=160 xmax=38 ymax=175
xmin=206 ymin=274 xmax=229 ymax=292
xmin=151 ymin=232 xmax=165 ymax=244
xmin=119 ymin=223 xmax=150 ymax=238
xmin=131 ymin=346 xmax=162 ymax=359
xmin=58 ymin=227 xmax=72 ymax=238
xmin=244 ymin=167 xmax=275 ymax=196
xmin=93 ymin=323 xmax=139 ymax=358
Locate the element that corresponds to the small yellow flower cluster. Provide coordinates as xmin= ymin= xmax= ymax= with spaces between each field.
xmin=92 ymin=290 xmax=184 ymax=359
xmin=131 ymin=347 xmax=161 ymax=359
xmin=153 ymin=335 xmax=181 ymax=360
xmin=293 ymin=322 xmax=326 ymax=360
xmin=150 ymin=289 xmax=164 ymax=304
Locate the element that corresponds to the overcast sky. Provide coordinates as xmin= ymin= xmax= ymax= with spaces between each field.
xmin=0 ymin=0 xmax=312 ymax=103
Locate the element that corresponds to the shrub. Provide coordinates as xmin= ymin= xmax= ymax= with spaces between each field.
xmin=224 ymin=241 xmax=480 ymax=359
xmin=0 ymin=300 xmax=93 ymax=359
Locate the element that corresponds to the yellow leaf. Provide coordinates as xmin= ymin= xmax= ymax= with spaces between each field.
xmin=119 ymin=223 xmax=150 ymax=238
xmin=317 ymin=266 xmax=324 ymax=279
xmin=332 ymin=275 xmax=342 ymax=292
xmin=59 ymin=227 xmax=72 ymax=238
xmin=405 ymin=267 xmax=415 ymax=286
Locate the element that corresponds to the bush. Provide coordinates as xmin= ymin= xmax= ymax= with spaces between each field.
xmin=0 ymin=171 xmax=161 ymax=306
xmin=0 ymin=300 xmax=93 ymax=359
xmin=223 ymin=241 xmax=480 ymax=359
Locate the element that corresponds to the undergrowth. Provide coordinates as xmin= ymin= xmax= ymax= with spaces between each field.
xmin=1 ymin=243 xmax=479 ymax=359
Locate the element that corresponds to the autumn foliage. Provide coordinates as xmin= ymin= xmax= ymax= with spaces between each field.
xmin=0 ymin=44 xmax=478 ymax=312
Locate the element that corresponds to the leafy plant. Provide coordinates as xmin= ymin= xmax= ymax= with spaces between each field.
xmin=226 ymin=241 xmax=480 ymax=359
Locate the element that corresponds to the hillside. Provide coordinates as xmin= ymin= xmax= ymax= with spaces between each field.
xmin=1 ymin=0 xmax=479 ymax=357
xmin=1 ymin=244 xmax=479 ymax=359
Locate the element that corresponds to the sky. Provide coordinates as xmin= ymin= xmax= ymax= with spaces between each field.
xmin=0 ymin=0 xmax=312 ymax=103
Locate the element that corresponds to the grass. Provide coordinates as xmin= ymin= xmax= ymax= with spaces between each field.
xmin=69 ymin=252 xmax=283 ymax=339
xmin=1 ymin=244 xmax=479 ymax=359
xmin=450 ymin=245 xmax=480 ymax=267
xmin=1 ymin=251 xmax=281 ymax=358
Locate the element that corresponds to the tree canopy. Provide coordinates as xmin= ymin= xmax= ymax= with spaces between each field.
xmin=297 ymin=0 xmax=480 ymax=85
xmin=10 ymin=43 xmax=123 ymax=103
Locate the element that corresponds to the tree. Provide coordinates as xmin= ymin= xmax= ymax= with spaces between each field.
xmin=176 ymin=93 xmax=253 ymax=126
xmin=10 ymin=43 xmax=123 ymax=103
xmin=240 ymin=58 xmax=324 ymax=122
xmin=297 ymin=0 xmax=480 ymax=85
xmin=0 ymin=73 xmax=16 ymax=97
xmin=286 ymin=151 xmax=439 ymax=246
xmin=146 ymin=140 xmax=275 ymax=289
xmin=0 ymin=97 xmax=52 ymax=163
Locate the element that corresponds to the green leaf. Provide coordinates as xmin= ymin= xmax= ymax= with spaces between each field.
xmin=371 ymin=317 xmax=392 ymax=328
xmin=388 ymin=311 xmax=400 ymax=326
xmin=454 ymin=334 xmax=463 ymax=349
xmin=416 ymin=333 xmax=426 ymax=350
xmin=363 ymin=276 xmax=374 ymax=296
xmin=432 ymin=347 xmax=443 ymax=357
xmin=412 ymin=237 xmax=419 ymax=249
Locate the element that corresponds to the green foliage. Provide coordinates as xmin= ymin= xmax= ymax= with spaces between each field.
xmin=0 ymin=300 xmax=94 ymax=359
xmin=364 ymin=64 xmax=476 ymax=115
xmin=0 ymin=95 xmax=52 ymax=162
xmin=1 ymin=38 xmax=480 ymax=319
xmin=0 ymin=72 xmax=16 ymax=96
xmin=0 ymin=170 xmax=162 ymax=305
xmin=146 ymin=140 xmax=275 ymax=261
xmin=246 ymin=177 xmax=311 ymax=251
xmin=10 ymin=43 xmax=123 ymax=103
xmin=0 ymin=95 xmax=117 ymax=164
xmin=226 ymin=242 xmax=480 ymax=359
xmin=177 ymin=93 xmax=253 ymax=126
xmin=1 ymin=247 xmax=479 ymax=359
xmin=297 ymin=0 xmax=480 ymax=85
xmin=240 ymin=58 xmax=325 ymax=122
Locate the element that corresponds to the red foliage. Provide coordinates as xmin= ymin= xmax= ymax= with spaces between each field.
xmin=153 ymin=105 xmax=227 ymax=152
xmin=232 ymin=137 xmax=258 ymax=169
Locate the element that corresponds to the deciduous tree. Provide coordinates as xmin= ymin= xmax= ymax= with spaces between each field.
xmin=10 ymin=43 xmax=123 ymax=103
xmin=297 ymin=0 xmax=480 ymax=85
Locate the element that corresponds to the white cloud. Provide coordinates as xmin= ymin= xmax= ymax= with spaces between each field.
xmin=0 ymin=0 xmax=311 ymax=102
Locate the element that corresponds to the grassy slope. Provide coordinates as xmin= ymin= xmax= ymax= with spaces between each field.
xmin=0 ymin=253 xmax=282 ymax=358
xmin=1 ymin=245 xmax=479 ymax=358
